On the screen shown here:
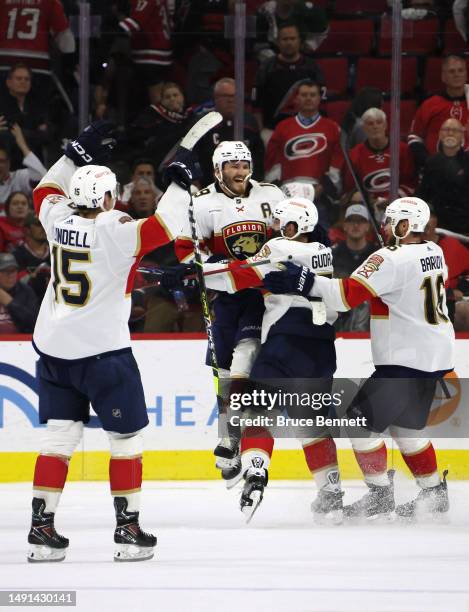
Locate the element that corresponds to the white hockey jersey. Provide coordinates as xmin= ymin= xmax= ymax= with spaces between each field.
xmin=33 ymin=156 xmax=189 ymax=359
xmin=204 ymin=236 xmax=336 ymax=342
xmin=175 ymin=180 xmax=284 ymax=262
xmin=312 ymin=241 xmax=455 ymax=372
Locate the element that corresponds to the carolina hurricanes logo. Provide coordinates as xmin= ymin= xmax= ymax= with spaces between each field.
xmin=363 ymin=169 xmax=391 ymax=193
xmin=450 ymin=102 xmax=463 ymax=121
xmin=284 ymin=134 xmax=328 ymax=160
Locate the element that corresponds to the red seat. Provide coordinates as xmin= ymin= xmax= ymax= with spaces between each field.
xmin=382 ymin=99 xmax=417 ymax=137
xmin=317 ymin=19 xmax=375 ymax=56
xmin=316 ymin=57 xmax=349 ymax=97
xmin=355 ymin=57 xmax=417 ymax=96
xmin=378 ymin=16 xmax=439 ymax=55
xmin=323 ymin=100 xmax=349 ymax=126
xmin=443 ymin=19 xmax=467 ymax=54
xmin=334 ymin=0 xmax=387 ymax=16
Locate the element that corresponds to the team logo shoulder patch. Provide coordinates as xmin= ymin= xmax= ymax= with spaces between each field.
xmin=222 ymin=220 xmax=267 ymax=260
xmin=356 ymin=254 xmax=384 ymax=279
xmin=250 ymin=243 xmax=271 ymax=262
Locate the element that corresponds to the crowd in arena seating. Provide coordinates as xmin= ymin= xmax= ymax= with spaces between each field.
xmin=0 ymin=0 xmax=468 ymax=334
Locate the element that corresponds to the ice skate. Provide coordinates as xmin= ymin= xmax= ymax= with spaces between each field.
xmin=27 ymin=498 xmax=69 ymax=563
xmin=396 ymin=470 xmax=449 ymax=520
xmin=113 ymin=497 xmax=157 ymax=562
xmin=240 ymin=466 xmax=268 ymax=523
xmin=344 ymin=470 xmax=395 ymax=520
xmin=311 ymin=488 xmax=344 ymax=525
xmin=214 ymin=436 xmax=242 ymax=488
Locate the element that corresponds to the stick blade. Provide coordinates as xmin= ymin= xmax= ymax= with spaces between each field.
xmin=181 ymin=111 xmax=223 ymax=151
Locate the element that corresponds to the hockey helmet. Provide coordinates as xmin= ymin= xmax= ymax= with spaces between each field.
xmin=273 ymin=197 xmax=319 ymax=239
xmin=282 ymin=181 xmax=315 ymax=204
xmin=69 ymin=165 xmax=118 ymax=210
xmin=212 ymin=141 xmax=252 ymax=176
xmin=385 ymin=196 xmax=430 ymax=239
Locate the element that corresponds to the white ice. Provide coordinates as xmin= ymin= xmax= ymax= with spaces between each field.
xmin=2 ymin=478 xmax=469 ymax=612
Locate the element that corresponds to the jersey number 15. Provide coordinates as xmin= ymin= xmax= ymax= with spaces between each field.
xmin=52 ymin=246 xmax=91 ymax=307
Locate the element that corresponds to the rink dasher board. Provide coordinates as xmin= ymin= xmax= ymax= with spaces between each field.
xmin=0 ymin=335 xmax=468 ymax=482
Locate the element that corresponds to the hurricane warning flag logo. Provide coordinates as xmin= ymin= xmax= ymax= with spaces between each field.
xmin=222 ymin=221 xmax=267 ymax=260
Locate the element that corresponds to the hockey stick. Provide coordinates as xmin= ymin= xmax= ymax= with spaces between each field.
xmin=340 ymin=129 xmax=385 ymax=248
xmin=178 ymin=111 xmax=223 ymax=403
xmin=138 ymin=255 xmax=294 ymax=279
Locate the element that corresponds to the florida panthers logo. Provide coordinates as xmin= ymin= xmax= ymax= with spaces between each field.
xmin=284 ymin=134 xmax=328 ymax=160
xmin=222 ymin=221 xmax=267 ymax=260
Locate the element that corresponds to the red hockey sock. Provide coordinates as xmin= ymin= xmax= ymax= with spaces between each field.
xmin=354 ymin=442 xmax=388 ymax=477
xmin=109 ymin=456 xmax=142 ymax=496
xmin=401 ymin=442 xmax=437 ymax=478
xmin=302 ymin=437 xmax=338 ymax=473
xmin=240 ymin=426 xmax=274 ymax=457
xmin=33 ymin=454 xmax=69 ymax=492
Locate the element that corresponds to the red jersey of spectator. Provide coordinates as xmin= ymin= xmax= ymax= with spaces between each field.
xmin=438 ymin=235 xmax=469 ymax=290
xmin=120 ymin=0 xmax=173 ymax=67
xmin=0 ymin=217 xmax=26 ymax=252
xmin=0 ymin=0 xmax=69 ymax=74
xmin=265 ymin=114 xmax=342 ymax=183
xmin=408 ymin=94 xmax=469 ymax=154
xmin=344 ymin=141 xmax=416 ymax=198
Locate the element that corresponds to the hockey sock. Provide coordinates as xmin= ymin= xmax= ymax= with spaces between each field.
xmin=240 ymin=426 xmax=274 ymax=473
xmin=302 ymin=437 xmax=341 ymax=491
xmin=32 ymin=454 xmax=69 ymax=513
xmin=399 ymin=441 xmax=440 ymax=488
xmin=352 ymin=440 xmax=390 ymax=486
xmin=109 ymin=456 xmax=142 ymax=513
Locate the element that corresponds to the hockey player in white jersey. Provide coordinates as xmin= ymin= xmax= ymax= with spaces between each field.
xmin=199 ymin=196 xmax=344 ymax=522
xmin=26 ymin=120 xmax=199 ymax=562
xmin=263 ymin=196 xmax=454 ymax=519
xmin=174 ymin=141 xmax=285 ymax=481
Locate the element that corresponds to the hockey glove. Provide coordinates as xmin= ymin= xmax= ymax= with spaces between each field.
xmin=64 ymin=120 xmax=117 ymax=167
xmin=158 ymin=264 xmax=196 ymax=290
xmin=164 ymin=146 xmax=201 ymax=190
xmin=263 ymin=261 xmax=315 ymax=296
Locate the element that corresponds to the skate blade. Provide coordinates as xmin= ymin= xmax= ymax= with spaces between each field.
xmin=344 ymin=511 xmax=395 ymax=523
xmin=312 ymin=509 xmax=343 ymax=526
xmin=241 ymin=491 xmax=262 ymax=524
xmin=27 ymin=545 xmax=66 ymax=563
xmin=114 ymin=543 xmax=155 ymax=562
xmin=396 ymin=510 xmax=450 ymax=524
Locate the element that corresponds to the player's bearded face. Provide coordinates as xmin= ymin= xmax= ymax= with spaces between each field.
xmin=221 ymin=161 xmax=251 ymax=196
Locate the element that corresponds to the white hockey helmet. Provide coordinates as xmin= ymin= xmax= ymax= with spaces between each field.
xmin=212 ymin=141 xmax=252 ymax=177
xmin=282 ymin=181 xmax=315 ymax=203
xmin=273 ymin=197 xmax=319 ymax=239
xmin=69 ymin=165 xmax=118 ymax=210
xmin=384 ymin=196 xmax=430 ymax=240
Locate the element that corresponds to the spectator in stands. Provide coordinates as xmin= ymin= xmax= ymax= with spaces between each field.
xmin=265 ymin=80 xmax=341 ymax=224
xmin=341 ymin=87 xmax=384 ymax=150
xmin=423 ymin=211 xmax=469 ymax=331
xmin=0 ymin=64 xmax=50 ymax=163
xmin=127 ymin=82 xmax=192 ymax=186
xmin=408 ymin=55 xmax=469 ymax=169
xmin=0 ymin=191 xmax=31 ymax=252
xmin=119 ymin=159 xmax=162 ymax=207
xmin=0 ymin=125 xmax=46 ymax=215
xmin=126 ymin=178 xmax=159 ymax=219
xmin=344 ymin=108 xmax=416 ymax=200
xmin=195 ymin=78 xmax=265 ymax=186
xmin=255 ymin=0 xmax=329 ymax=60
xmin=253 ymin=23 xmax=324 ymax=132
xmin=13 ymin=214 xmax=50 ymax=302
xmin=417 ymin=118 xmax=469 ymax=234
xmin=0 ymin=252 xmax=39 ymax=334
xmin=333 ymin=203 xmax=375 ymax=332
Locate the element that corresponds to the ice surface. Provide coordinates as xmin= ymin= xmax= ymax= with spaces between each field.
xmin=2 ymin=478 xmax=469 ymax=612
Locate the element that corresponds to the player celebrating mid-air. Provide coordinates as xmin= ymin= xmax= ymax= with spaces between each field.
xmin=263 ymin=196 xmax=453 ymax=519
xmin=199 ymin=195 xmax=343 ymax=522
xmin=174 ymin=140 xmax=285 ymax=481
xmin=26 ymin=117 xmax=210 ymax=563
